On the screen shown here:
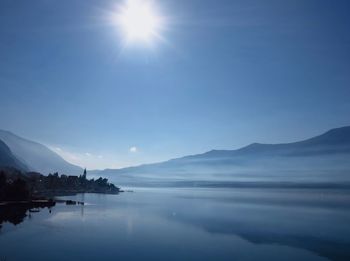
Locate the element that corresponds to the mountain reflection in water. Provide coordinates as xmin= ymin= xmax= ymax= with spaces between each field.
xmin=0 ymin=188 xmax=349 ymax=261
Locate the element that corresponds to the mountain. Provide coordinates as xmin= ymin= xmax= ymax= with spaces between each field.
xmin=0 ymin=139 xmax=28 ymax=171
xmin=172 ymin=126 xmax=350 ymax=163
xmin=94 ymin=126 xmax=350 ymax=185
xmin=0 ymin=130 xmax=82 ymax=175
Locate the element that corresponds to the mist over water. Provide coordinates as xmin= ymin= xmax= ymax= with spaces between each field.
xmin=1 ymin=187 xmax=349 ymax=261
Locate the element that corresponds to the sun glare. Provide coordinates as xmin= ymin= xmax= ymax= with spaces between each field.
xmin=116 ymin=0 xmax=163 ymax=45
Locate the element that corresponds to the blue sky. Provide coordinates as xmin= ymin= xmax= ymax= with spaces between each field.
xmin=0 ymin=0 xmax=349 ymax=169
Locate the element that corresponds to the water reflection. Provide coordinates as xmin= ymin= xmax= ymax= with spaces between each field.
xmin=0 ymin=201 xmax=56 ymax=229
xmin=146 ymin=188 xmax=350 ymax=261
xmin=0 ymin=205 xmax=28 ymax=227
xmin=0 ymin=189 xmax=349 ymax=261
xmin=168 ymin=209 xmax=350 ymax=261
xmin=80 ymin=193 xmax=85 ymax=218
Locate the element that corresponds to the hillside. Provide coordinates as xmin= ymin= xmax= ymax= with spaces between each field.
xmin=0 ymin=139 xmax=28 ymax=171
xmin=0 ymin=130 xmax=82 ymax=175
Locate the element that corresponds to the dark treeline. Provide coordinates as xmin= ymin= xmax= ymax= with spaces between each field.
xmin=0 ymin=172 xmax=29 ymax=201
xmin=0 ymin=168 xmax=120 ymax=202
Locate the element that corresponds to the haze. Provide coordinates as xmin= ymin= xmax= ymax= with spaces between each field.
xmin=1 ymin=0 xmax=349 ymax=169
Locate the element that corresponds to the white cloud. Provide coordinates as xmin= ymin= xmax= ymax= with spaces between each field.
xmin=129 ymin=146 xmax=138 ymax=153
xmin=85 ymin=152 xmax=91 ymax=157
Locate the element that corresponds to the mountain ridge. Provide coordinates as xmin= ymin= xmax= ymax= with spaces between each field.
xmin=178 ymin=126 xmax=350 ymax=159
xmin=92 ymin=126 xmax=350 ymax=184
xmin=0 ymin=129 xmax=82 ymax=175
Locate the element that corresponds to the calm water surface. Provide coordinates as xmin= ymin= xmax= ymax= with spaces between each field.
xmin=1 ymin=187 xmax=350 ymax=261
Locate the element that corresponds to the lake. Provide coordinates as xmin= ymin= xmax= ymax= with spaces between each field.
xmin=1 ymin=187 xmax=350 ymax=261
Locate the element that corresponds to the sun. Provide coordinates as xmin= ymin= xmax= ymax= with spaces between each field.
xmin=115 ymin=0 xmax=163 ymax=44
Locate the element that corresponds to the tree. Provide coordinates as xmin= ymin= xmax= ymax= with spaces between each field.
xmin=6 ymin=178 xmax=30 ymax=201
xmin=0 ymin=171 xmax=6 ymax=188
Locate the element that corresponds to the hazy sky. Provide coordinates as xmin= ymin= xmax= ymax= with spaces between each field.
xmin=0 ymin=0 xmax=349 ymax=169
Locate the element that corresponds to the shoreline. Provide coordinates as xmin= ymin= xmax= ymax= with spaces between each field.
xmin=0 ymin=190 xmax=124 ymax=207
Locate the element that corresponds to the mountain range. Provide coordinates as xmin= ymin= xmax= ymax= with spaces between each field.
xmin=0 ymin=130 xmax=82 ymax=175
xmin=0 ymin=127 xmax=350 ymax=185
xmin=92 ymin=126 xmax=350 ymax=185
